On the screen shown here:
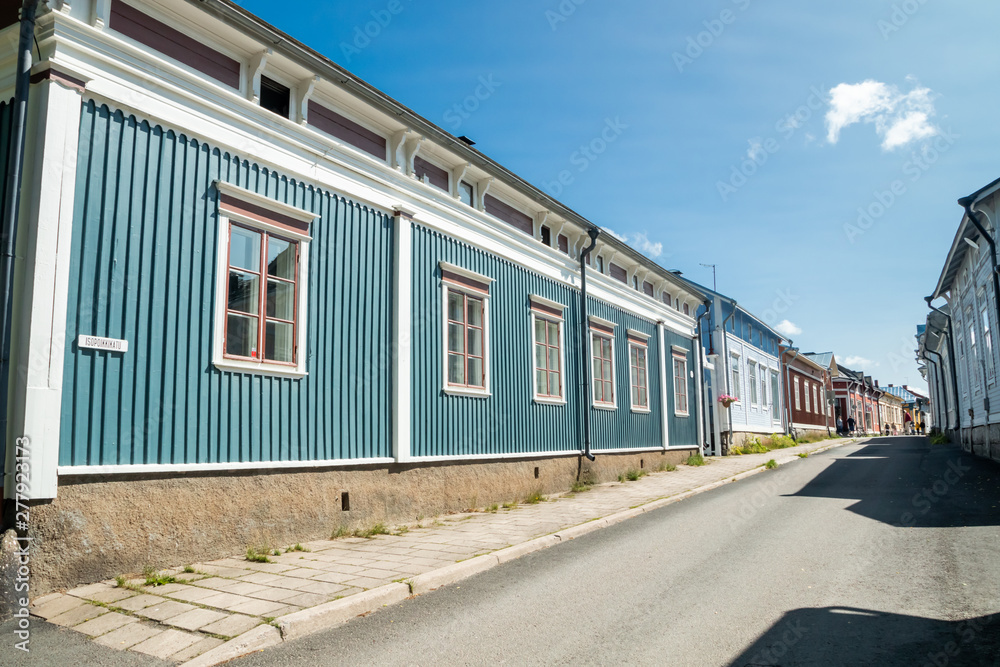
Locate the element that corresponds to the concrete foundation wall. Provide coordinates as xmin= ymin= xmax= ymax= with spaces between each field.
xmin=958 ymin=426 xmax=1000 ymax=465
xmin=26 ymin=449 xmax=695 ymax=595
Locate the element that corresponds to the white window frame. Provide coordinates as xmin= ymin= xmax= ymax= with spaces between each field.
xmin=628 ymin=330 xmax=651 ymax=413
xmin=440 ymin=262 xmax=493 ymax=398
xmin=590 ymin=316 xmax=618 ymax=410
xmin=530 ymin=295 xmax=567 ymax=405
xmin=979 ymin=291 xmax=995 ymax=384
xmin=212 ymin=182 xmax=313 ymax=379
xmin=673 ymin=351 xmax=690 ymax=417
xmin=770 ymin=370 xmax=781 ymax=421
xmin=730 ymin=352 xmax=741 ymax=401
xmin=794 ymin=376 xmax=801 ymax=411
xmin=748 ymin=360 xmax=759 ymax=407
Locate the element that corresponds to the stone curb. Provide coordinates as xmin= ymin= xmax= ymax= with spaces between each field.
xmin=276 ymin=582 xmax=410 ymax=642
xmin=179 ymin=624 xmax=281 ymax=667
xmin=174 ymin=437 xmax=858 ymax=666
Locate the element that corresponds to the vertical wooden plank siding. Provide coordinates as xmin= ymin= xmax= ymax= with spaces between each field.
xmin=60 ymin=102 xmax=393 ymax=466
xmin=410 ymin=225 xmax=680 ymax=457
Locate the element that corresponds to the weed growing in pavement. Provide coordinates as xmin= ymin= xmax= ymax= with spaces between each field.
xmin=502 ymin=501 xmax=518 ymax=510
xmin=330 ymin=526 xmax=349 ymax=540
xmin=246 ymin=547 xmax=272 ymax=563
xmin=929 ymin=432 xmax=950 ymax=445
xmin=657 ymin=461 xmax=678 ymax=472
xmin=765 ymin=459 xmax=778 ymax=469
xmin=393 ymin=526 xmax=410 ymax=536
xmin=289 ymin=543 xmax=310 ymax=552
xmin=272 ymin=549 xmax=282 ymax=556
xmin=524 ymin=489 xmax=545 ymax=504
xmin=686 ymin=453 xmax=706 ymax=467
xmin=142 ymin=566 xmax=176 ymax=587
xmin=486 ymin=503 xmax=500 ymax=512
xmin=571 ymin=480 xmax=594 ymax=493
xmin=183 ymin=565 xmax=196 ymax=573
xmin=114 ymin=575 xmax=127 ymax=589
xmin=624 ymin=469 xmax=646 ymax=481
xmin=354 ymin=523 xmax=390 ymax=539
xmin=798 ymin=452 xmax=809 ymax=458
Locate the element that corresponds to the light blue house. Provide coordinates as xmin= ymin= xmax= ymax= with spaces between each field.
xmin=694 ymin=287 xmax=786 ymax=454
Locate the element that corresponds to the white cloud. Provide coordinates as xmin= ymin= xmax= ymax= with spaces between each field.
xmin=775 ymin=320 xmax=802 ymax=336
xmin=746 ymin=138 xmax=766 ymax=162
xmin=629 ymin=232 xmax=662 ymax=258
xmin=825 ymin=79 xmax=938 ymax=151
xmin=602 ymin=228 xmax=663 ymax=259
xmin=844 ymin=355 xmax=877 ymax=369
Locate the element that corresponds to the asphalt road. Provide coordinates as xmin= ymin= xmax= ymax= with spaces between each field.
xmin=231 ymin=437 xmax=1000 ymax=667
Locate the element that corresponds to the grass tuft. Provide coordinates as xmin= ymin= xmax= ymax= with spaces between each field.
xmin=524 ymin=489 xmax=544 ymax=504
xmin=330 ymin=526 xmax=349 ymax=540
xmin=354 ymin=523 xmax=390 ymax=539
xmin=245 ymin=546 xmax=272 ymax=563
xmin=570 ymin=480 xmax=593 ymax=493
xmin=765 ymin=459 xmax=778 ymax=470
xmin=686 ymin=453 xmax=706 ymax=467
xmin=797 ymin=452 xmax=809 ymax=458
xmin=142 ymin=566 xmax=176 ymax=587
xmin=486 ymin=503 xmax=500 ymax=513
xmin=929 ymin=432 xmax=950 ymax=445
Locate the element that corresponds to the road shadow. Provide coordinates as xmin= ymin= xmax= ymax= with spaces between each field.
xmin=729 ymin=606 xmax=1000 ymax=667
xmin=785 ymin=438 xmax=1000 ymax=528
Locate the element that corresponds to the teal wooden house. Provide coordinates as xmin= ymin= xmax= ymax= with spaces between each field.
xmin=1 ymin=0 xmax=707 ymax=591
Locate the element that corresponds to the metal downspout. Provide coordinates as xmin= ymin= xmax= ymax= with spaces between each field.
xmin=696 ymin=303 xmax=711 ymax=451
xmin=923 ymin=349 xmax=947 ymax=430
xmin=925 ymin=297 xmax=962 ymax=432
xmin=1 ymin=0 xmax=39 ymax=530
xmin=783 ymin=343 xmax=799 ymax=437
xmin=579 ymin=229 xmax=600 ymax=461
xmin=721 ymin=303 xmax=737 ymax=451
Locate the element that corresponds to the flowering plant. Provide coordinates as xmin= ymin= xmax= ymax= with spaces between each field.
xmin=718 ymin=394 xmax=738 ymax=407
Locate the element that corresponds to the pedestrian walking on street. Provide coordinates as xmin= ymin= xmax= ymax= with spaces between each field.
xmin=847 ymin=416 xmax=856 ymax=434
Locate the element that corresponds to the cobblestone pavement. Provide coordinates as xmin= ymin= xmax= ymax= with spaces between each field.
xmin=30 ymin=437 xmax=858 ymax=665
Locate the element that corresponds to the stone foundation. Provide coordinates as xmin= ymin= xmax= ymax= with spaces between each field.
xmin=23 ymin=449 xmax=695 ymax=595
xmin=958 ymin=425 xmax=1000 ymax=465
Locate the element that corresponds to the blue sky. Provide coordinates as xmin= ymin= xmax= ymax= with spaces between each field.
xmin=237 ymin=0 xmax=1000 ymax=391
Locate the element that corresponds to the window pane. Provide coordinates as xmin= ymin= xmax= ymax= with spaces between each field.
xmin=537 ymin=369 xmax=547 ymax=394
xmin=264 ymin=320 xmax=294 ymax=363
xmin=548 ymin=347 xmax=559 ymax=371
xmin=549 ymin=371 xmax=560 ymax=395
xmin=467 ymin=357 xmax=484 ymax=387
xmin=639 ymin=368 xmax=647 ymax=389
xmin=632 ymin=385 xmax=639 ymax=407
xmin=535 ymin=318 xmax=546 ymax=344
xmin=228 ymin=270 xmax=260 ymax=314
xmin=468 ymin=327 xmax=483 ymax=357
xmin=640 ymin=388 xmax=647 ymax=407
xmin=229 ymin=226 xmax=260 ymax=272
xmin=602 ymin=337 xmax=611 ymax=358
xmin=267 ymin=237 xmax=296 ymax=279
xmin=459 ymin=181 xmax=474 ymax=206
xmin=604 ymin=380 xmax=614 ymax=402
xmin=593 ymin=381 xmax=603 ymax=403
xmin=267 ymin=279 xmax=295 ymax=320
xmin=467 ymin=298 xmax=483 ymax=327
xmin=448 ymin=353 xmax=464 ymax=384
xmin=593 ymin=358 xmax=603 ymax=382
xmin=448 ymin=291 xmax=464 ymax=323
xmin=630 ymin=347 xmax=638 ymax=366
xmin=448 ymin=323 xmax=464 ymax=354
xmin=536 ymin=343 xmax=546 ymax=370
xmin=548 ymin=321 xmax=559 ymax=346
xmin=603 ymin=360 xmax=612 ymax=381
xmin=226 ymin=313 xmax=257 ymax=358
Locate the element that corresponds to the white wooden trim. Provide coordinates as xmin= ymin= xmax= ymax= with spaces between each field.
xmin=529 ymin=293 xmax=567 ymax=312
xmin=215 ymin=180 xmax=318 ymax=223
xmin=628 ymin=341 xmax=651 ymax=412
xmin=58 ymin=458 xmax=397 ymax=476
xmin=4 ymin=79 xmax=84 ymax=500
xmin=393 ymin=213 xmax=413 ymax=462
xmin=589 ymin=315 xmax=617 ymax=330
xmin=530 ymin=311 xmax=567 ymax=403
xmin=591 ymin=329 xmax=618 ymax=410
xmin=671 ymin=344 xmax=690 ymax=354
xmin=626 ymin=328 xmax=650 ymax=340
xmin=440 ymin=279 xmax=491 ymax=397
xmin=439 ymin=261 xmax=494 ymax=285
xmin=658 ymin=323 xmax=670 ymax=450
xmin=211 ymin=212 xmax=310 ymax=378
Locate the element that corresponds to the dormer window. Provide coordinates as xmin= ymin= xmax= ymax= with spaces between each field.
xmin=458 ymin=180 xmax=475 ymax=207
xmin=540 ymin=225 xmax=552 ymax=246
xmin=260 ymin=76 xmax=290 ymax=118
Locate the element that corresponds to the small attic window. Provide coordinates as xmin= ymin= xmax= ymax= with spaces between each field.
xmin=260 ymin=76 xmax=291 ymax=118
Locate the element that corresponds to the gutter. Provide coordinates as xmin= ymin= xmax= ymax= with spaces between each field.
xmin=1 ymin=0 xmax=39 ymax=530
xmin=720 ymin=301 xmax=737 ymax=453
xmin=783 ymin=343 xmax=800 ymax=437
xmin=579 ymin=229 xmax=600 ymax=461
xmin=925 ymin=297 xmax=962 ymax=432
xmin=695 ymin=302 xmax=711 ymax=451
xmin=922 ymin=348 xmax=947 ymax=431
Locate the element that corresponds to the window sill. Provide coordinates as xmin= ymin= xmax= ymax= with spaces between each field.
xmin=443 ymin=385 xmax=492 ymax=398
xmin=213 ymin=358 xmax=307 ymax=379
xmin=630 ymin=406 xmax=652 ymax=414
xmin=592 ymin=403 xmax=617 ymax=411
xmin=534 ymin=396 xmax=567 ymax=406
xmin=674 ymin=411 xmax=691 ymax=418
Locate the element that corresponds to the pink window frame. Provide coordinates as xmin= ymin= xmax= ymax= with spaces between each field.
xmin=223 ymin=221 xmax=299 ymax=367
xmin=446 ymin=288 xmax=486 ymax=389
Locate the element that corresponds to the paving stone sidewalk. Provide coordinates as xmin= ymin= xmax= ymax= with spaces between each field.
xmin=30 ymin=437 xmax=860 ymax=665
